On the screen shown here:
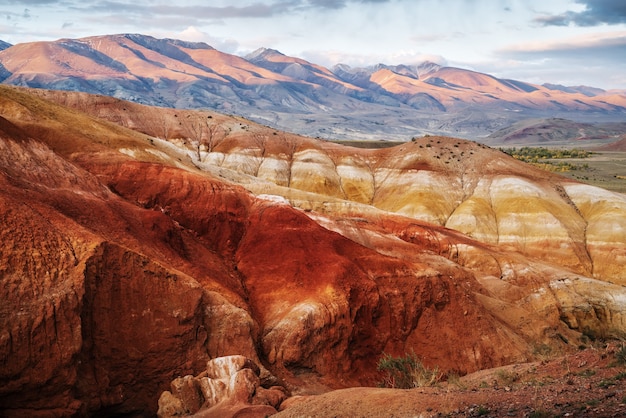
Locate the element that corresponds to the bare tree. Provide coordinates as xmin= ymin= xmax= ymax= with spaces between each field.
xmin=157 ymin=113 xmax=173 ymax=140
xmin=365 ymin=156 xmax=389 ymax=206
xmin=181 ymin=114 xmax=206 ymax=161
xmin=251 ymin=132 xmax=268 ymax=177
xmin=278 ymin=133 xmax=299 ymax=187
xmin=204 ymin=120 xmax=226 ymax=153
xmin=179 ymin=113 xmax=226 ymax=161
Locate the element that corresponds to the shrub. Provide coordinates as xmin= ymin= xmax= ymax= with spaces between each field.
xmin=476 ymin=405 xmax=490 ymax=416
xmin=495 ymin=369 xmax=519 ymax=386
xmin=616 ymin=344 xmax=626 ymax=365
xmin=377 ymin=351 xmax=441 ymax=389
xmin=532 ymin=343 xmax=554 ymax=360
xmin=528 ymin=409 xmax=554 ymax=418
xmin=446 ymin=371 xmax=466 ymax=389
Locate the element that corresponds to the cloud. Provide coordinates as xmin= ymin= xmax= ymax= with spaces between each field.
xmin=83 ymin=1 xmax=296 ymax=19
xmin=499 ymin=31 xmax=626 ymax=57
xmin=84 ymin=0 xmax=397 ymax=21
xmin=411 ymin=32 xmax=465 ymax=43
xmin=2 ymin=0 xmax=58 ymax=4
xmin=492 ymin=31 xmax=626 ymax=88
xmin=535 ymin=0 xmax=626 ymax=26
xmin=305 ymin=0 xmax=392 ymax=9
xmin=177 ymin=26 xmax=240 ymax=53
xmin=307 ymin=0 xmax=346 ymax=9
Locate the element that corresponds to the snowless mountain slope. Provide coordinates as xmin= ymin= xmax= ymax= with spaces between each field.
xmin=1 ymin=34 xmax=625 ymax=140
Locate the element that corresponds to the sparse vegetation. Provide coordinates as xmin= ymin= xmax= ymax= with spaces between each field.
xmin=446 ymin=371 xmax=466 ymax=389
xmin=500 ymin=146 xmax=593 ymax=160
xmin=499 ymin=146 xmax=593 ymax=173
xmin=597 ymin=371 xmax=626 ymax=388
xmin=180 ymin=112 xmax=227 ymax=161
xmin=576 ymin=369 xmax=596 ymax=378
xmin=377 ymin=351 xmax=441 ymax=389
xmin=532 ymin=343 xmax=555 ymax=361
xmin=475 ymin=405 xmax=490 ymax=416
xmin=616 ymin=343 xmax=626 ymax=365
xmin=528 ymin=408 xmax=554 ymax=418
xmin=495 ymin=369 xmax=519 ymax=386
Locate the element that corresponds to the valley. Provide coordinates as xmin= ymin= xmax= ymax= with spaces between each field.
xmin=536 ymin=151 xmax=626 ymax=194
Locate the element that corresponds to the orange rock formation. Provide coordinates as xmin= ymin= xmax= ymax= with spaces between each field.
xmin=1 ymin=86 xmax=625 ymax=416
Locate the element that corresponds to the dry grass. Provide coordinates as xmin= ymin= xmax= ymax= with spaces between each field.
xmin=377 ymin=351 xmax=441 ymax=389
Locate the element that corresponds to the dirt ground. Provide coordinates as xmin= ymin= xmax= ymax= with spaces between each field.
xmin=275 ymin=342 xmax=626 ymax=417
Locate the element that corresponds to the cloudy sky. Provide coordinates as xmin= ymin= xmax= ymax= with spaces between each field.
xmin=2 ymin=0 xmax=626 ymax=89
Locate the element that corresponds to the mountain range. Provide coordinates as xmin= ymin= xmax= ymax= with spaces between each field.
xmin=1 ymin=33 xmax=625 ymax=141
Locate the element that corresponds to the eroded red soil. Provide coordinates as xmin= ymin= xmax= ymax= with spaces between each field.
xmin=276 ymin=343 xmax=626 ymax=417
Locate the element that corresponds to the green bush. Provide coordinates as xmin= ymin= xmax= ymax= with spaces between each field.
xmin=377 ymin=351 xmax=440 ymax=389
xmin=476 ymin=405 xmax=490 ymax=416
xmin=616 ymin=344 xmax=626 ymax=365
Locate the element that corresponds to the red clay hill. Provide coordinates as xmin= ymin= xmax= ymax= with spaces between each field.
xmin=1 ymin=86 xmax=625 ymax=417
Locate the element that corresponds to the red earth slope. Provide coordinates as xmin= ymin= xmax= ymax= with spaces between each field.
xmin=1 ymin=86 xmax=625 ymax=417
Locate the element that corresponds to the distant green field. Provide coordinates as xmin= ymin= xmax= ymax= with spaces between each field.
xmin=502 ymin=147 xmax=626 ymax=193
xmin=552 ymin=152 xmax=626 ymax=194
xmin=500 ymin=147 xmax=626 ymax=193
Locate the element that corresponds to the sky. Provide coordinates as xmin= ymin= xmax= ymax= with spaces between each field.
xmin=1 ymin=0 xmax=626 ymax=89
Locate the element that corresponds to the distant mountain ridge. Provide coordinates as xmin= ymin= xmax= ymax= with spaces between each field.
xmin=1 ymin=33 xmax=625 ymax=140
xmin=485 ymin=118 xmax=626 ymax=146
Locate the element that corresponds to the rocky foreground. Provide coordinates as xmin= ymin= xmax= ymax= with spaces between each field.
xmin=0 ymin=86 xmax=625 ymax=416
xmin=156 ymin=344 xmax=626 ymax=417
xmin=274 ymin=343 xmax=626 ymax=418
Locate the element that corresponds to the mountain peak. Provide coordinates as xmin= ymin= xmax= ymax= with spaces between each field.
xmin=332 ymin=61 xmax=443 ymax=81
xmin=542 ymin=83 xmax=605 ymax=97
xmin=416 ymin=60 xmax=443 ymax=76
xmin=71 ymin=33 xmax=214 ymax=52
xmin=245 ymin=47 xmax=285 ymax=62
xmin=0 ymin=40 xmax=11 ymax=51
xmin=119 ymin=33 xmax=213 ymax=50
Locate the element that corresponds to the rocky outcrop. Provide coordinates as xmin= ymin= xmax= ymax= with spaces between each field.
xmin=158 ymin=355 xmax=287 ymax=417
xmin=0 ymin=111 xmax=260 ymax=416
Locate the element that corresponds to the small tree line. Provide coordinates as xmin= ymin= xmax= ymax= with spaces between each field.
xmin=499 ymin=147 xmax=593 ymax=162
xmin=500 ymin=147 xmax=593 ymax=173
